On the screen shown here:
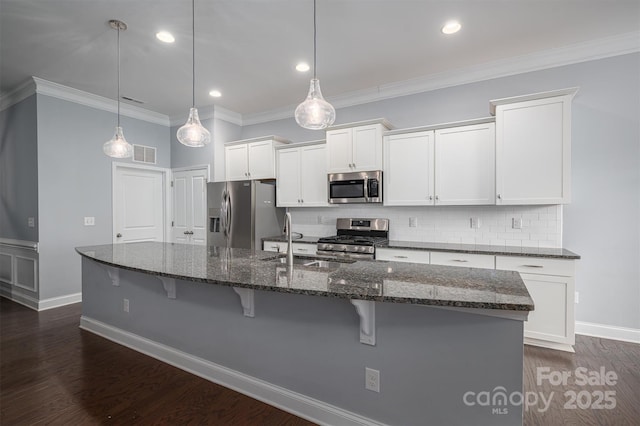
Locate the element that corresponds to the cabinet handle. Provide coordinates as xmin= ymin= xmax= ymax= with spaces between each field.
xmin=271 ymin=245 xmax=280 ymax=252
xmin=429 ymin=195 xmax=433 ymax=200
xmin=394 ymin=255 xmax=408 ymax=259
xmin=298 ymin=248 xmax=308 ymax=252
xmin=452 ymin=259 xmax=468 ymax=263
xmin=184 ymin=231 xmax=189 ymax=235
xmin=497 ymin=194 xmax=502 ymax=200
xmin=522 ymin=264 xmax=544 ymax=268
xmin=435 ymin=195 xmax=439 ymax=200
xmin=300 ymin=199 xmax=304 ymax=203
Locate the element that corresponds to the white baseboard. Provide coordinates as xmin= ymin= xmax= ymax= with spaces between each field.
xmin=0 ymin=289 xmax=39 ymax=310
xmin=80 ymin=316 xmax=385 ymax=426
xmin=524 ymin=337 xmax=575 ymax=353
xmin=38 ymin=292 xmax=82 ymax=311
xmin=576 ymin=321 xmax=640 ymax=344
xmin=0 ymin=290 xmax=82 ymax=311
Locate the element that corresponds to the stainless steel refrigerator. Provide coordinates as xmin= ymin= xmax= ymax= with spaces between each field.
xmin=207 ymin=181 xmax=284 ymax=250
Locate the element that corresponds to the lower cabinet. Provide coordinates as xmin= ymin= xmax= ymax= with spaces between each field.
xmin=496 ymin=256 xmax=575 ymax=352
xmin=376 ymin=248 xmax=576 ymax=352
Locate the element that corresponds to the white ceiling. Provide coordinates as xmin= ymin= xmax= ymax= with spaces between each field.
xmin=1 ymin=0 xmax=639 ymax=120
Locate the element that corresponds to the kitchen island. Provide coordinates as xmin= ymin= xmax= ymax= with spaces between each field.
xmin=77 ymin=242 xmax=533 ymax=426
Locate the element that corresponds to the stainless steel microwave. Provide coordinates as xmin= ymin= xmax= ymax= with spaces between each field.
xmin=328 ymin=170 xmax=382 ymax=204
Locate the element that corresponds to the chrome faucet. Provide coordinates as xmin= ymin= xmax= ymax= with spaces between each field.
xmin=284 ymin=211 xmax=294 ymax=267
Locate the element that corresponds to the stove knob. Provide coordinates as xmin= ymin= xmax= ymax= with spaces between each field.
xmin=327 ymin=244 xmax=333 ymax=250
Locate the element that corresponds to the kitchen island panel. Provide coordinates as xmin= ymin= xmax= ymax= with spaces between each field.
xmin=81 ymin=257 xmax=525 ymax=426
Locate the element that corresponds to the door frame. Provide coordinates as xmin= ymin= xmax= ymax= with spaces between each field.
xmin=112 ymin=162 xmax=172 ymax=244
xmin=170 ymin=164 xmax=211 ymax=244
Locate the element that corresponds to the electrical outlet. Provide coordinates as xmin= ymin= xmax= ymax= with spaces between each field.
xmin=123 ymin=298 xmax=130 ymax=313
xmin=470 ymin=217 xmax=481 ymax=229
xmin=365 ymin=367 xmax=380 ymax=392
xmin=317 ymin=215 xmax=323 ymax=224
xmin=84 ymin=216 xmax=95 ymax=226
xmin=409 ymin=217 xmax=418 ymax=228
xmin=27 ymin=217 xmax=35 ymax=228
xmin=575 ymin=292 xmax=579 ymax=304
xmin=512 ymin=217 xmax=523 ymax=229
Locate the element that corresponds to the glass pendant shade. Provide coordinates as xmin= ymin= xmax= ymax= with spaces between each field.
xmin=177 ymin=107 xmax=211 ymax=147
xmin=103 ymin=126 xmax=133 ymax=158
xmin=295 ymin=78 xmax=336 ymax=130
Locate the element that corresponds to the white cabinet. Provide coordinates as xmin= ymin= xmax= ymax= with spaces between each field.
xmin=276 ymin=142 xmax=328 ymax=207
xmin=430 ymin=252 xmax=495 ymax=269
xmin=225 ymin=136 xmax=290 ymax=181
xmin=434 ymin=122 xmax=495 ymax=205
xmin=496 ymin=256 xmax=575 ymax=352
xmin=383 ymin=120 xmax=495 ymax=206
xmin=375 ymin=248 xmax=431 ymax=264
xmin=262 ymin=241 xmax=317 ymax=256
xmin=326 ymin=120 xmax=391 ymax=173
xmin=384 ymin=130 xmax=435 ymax=206
xmin=491 ymin=88 xmax=577 ymax=205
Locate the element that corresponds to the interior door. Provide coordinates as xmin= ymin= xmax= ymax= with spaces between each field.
xmin=114 ymin=166 xmax=165 ymax=243
xmin=172 ymin=168 xmax=208 ymax=245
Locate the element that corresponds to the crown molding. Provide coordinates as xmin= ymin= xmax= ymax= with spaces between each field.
xmin=0 ymin=78 xmax=37 ymax=111
xmin=242 ymin=31 xmax=640 ymax=126
xmin=30 ymin=77 xmax=170 ymax=126
xmin=169 ymin=104 xmax=243 ymax=127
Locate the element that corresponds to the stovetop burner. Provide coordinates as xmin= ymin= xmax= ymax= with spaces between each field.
xmin=317 ymin=218 xmax=389 ymax=259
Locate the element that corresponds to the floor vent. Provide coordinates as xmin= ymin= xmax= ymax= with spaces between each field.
xmin=133 ymin=145 xmax=157 ymax=164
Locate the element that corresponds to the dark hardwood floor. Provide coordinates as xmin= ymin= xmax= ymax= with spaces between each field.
xmin=1 ymin=297 xmax=638 ymax=425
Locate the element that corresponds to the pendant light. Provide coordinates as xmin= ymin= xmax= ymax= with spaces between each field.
xmin=103 ymin=20 xmax=133 ymax=158
xmin=177 ymin=0 xmax=211 ymax=147
xmin=294 ymin=0 xmax=335 ymax=130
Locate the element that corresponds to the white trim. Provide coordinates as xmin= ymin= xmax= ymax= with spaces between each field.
xmin=171 ymin=164 xmax=211 ymax=182
xmin=13 ymin=255 xmax=38 ymax=292
xmin=524 ymin=337 xmax=575 ymax=353
xmin=576 ymin=321 xmax=640 ymax=345
xmin=0 ymin=290 xmax=39 ymax=310
xmin=38 ymin=292 xmax=82 ymax=311
xmin=112 ymin=162 xmax=172 ymax=244
xmin=0 ymin=78 xmax=37 ymax=111
xmin=169 ymin=105 xmax=243 ymax=127
xmin=0 ymin=238 xmax=38 ymax=252
xmin=242 ymin=31 xmax=640 ymax=126
xmin=32 ymin=77 xmax=170 ymax=126
xmin=80 ymin=316 xmax=387 ymax=426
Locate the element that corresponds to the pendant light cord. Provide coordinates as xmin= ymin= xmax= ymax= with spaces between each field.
xmin=313 ymin=0 xmax=317 ymax=80
xmin=117 ymin=25 xmax=121 ymax=127
xmin=192 ymin=0 xmax=196 ymax=108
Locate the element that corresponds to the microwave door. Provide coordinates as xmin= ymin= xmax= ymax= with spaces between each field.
xmin=330 ymin=179 xmax=365 ymax=203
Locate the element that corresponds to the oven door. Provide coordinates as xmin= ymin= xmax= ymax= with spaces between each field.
xmin=328 ymin=171 xmax=381 ymax=204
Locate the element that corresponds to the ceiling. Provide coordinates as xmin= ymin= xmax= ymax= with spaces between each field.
xmin=1 ymin=0 xmax=639 ymax=120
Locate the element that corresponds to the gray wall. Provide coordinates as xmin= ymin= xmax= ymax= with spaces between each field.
xmin=0 ymin=95 xmax=39 ymax=241
xmin=242 ymin=53 xmax=640 ymax=331
xmin=83 ymin=258 xmax=525 ymax=426
xmin=36 ymin=94 xmax=170 ymax=299
xmin=170 ymin=115 xmax=242 ymax=182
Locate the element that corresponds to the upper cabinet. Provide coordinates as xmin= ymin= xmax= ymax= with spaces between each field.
xmin=326 ymin=119 xmax=392 ymax=173
xmin=225 ymin=136 xmax=290 ymax=181
xmin=276 ymin=141 xmax=329 ymax=207
xmin=384 ymin=119 xmax=495 ymax=206
xmin=491 ymin=88 xmax=578 ymax=205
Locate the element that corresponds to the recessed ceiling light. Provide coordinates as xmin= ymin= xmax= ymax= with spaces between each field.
xmin=296 ymin=62 xmax=310 ymax=72
xmin=209 ymin=90 xmax=222 ymax=98
xmin=441 ymin=21 xmax=461 ymax=35
xmin=156 ymin=31 xmax=175 ymax=43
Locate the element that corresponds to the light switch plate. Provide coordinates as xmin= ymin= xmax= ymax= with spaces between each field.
xmin=27 ymin=217 xmax=35 ymax=228
xmin=512 ymin=218 xmax=523 ymax=229
xmin=470 ymin=217 xmax=481 ymax=229
xmin=409 ymin=217 xmax=418 ymax=228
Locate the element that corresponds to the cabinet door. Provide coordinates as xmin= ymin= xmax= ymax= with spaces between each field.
xmin=435 ymin=123 xmax=495 ymax=205
xmin=276 ymin=148 xmax=300 ymax=207
xmin=172 ymin=169 xmax=207 ymax=245
xmin=520 ymin=273 xmax=575 ymax=345
xmin=248 ymin=141 xmax=275 ymax=179
xmin=375 ymin=248 xmax=431 ymax=264
xmin=352 ymin=124 xmax=382 ymax=171
xmin=263 ymin=241 xmax=288 ymax=253
xmin=299 ymin=145 xmax=329 ymax=206
xmin=225 ymin=144 xmax=248 ymax=181
xmin=383 ymin=131 xmax=434 ymax=206
xmin=326 ymin=128 xmax=353 ymax=173
xmin=495 ymin=95 xmax=571 ymax=204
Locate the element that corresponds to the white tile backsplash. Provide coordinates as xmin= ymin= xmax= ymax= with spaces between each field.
xmin=289 ymin=204 xmax=563 ymax=248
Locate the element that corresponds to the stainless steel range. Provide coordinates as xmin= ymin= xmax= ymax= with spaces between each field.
xmin=317 ymin=218 xmax=389 ymax=260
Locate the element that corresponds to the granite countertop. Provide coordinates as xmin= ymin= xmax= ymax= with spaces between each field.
xmin=262 ymin=235 xmax=580 ymax=259
xmin=76 ymin=242 xmax=533 ymax=312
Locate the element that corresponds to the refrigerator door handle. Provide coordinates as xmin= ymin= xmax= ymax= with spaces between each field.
xmin=225 ymin=193 xmax=232 ymax=237
xmin=221 ymin=190 xmax=228 ymax=237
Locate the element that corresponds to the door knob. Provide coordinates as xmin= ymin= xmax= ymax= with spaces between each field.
xmin=184 ymin=231 xmax=189 ymax=235
xmin=116 ymin=233 xmax=122 ymax=238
